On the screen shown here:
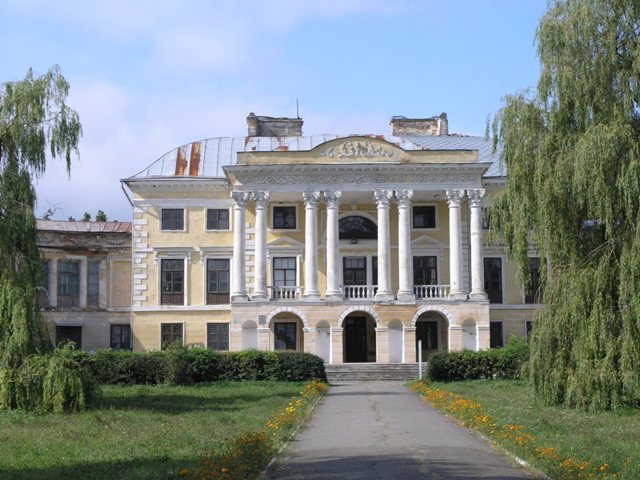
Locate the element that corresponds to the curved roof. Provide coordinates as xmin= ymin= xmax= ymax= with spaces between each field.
xmin=128 ymin=133 xmax=503 ymax=180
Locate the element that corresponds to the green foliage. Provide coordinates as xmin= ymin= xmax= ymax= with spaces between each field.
xmin=427 ymin=338 xmax=529 ymax=382
xmin=95 ymin=209 xmax=107 ymax=222
xmin=0 ymin=66 xmax=84 ymax=412
xmin=81 ymin=348 xmax=326 ymax=386
xmin=490 ymin=0 xmax=640 ymax=409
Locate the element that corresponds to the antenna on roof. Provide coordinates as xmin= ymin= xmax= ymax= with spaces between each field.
xmin=296 ymin=98 xmax=300 ymax=119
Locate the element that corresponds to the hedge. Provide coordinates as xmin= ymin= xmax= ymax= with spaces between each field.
xmin=427 ymin=337 xmax=529 ymax=382
xmin=75 ymin=348 xmax=326 ymax=386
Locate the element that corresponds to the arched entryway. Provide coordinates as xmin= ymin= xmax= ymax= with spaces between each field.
xmin=388 ymin=320 xmax=403 ymax=363
xmin=242 ymin=320 xmax=258 ymax=349
xmin=269 ymin=313 xmax=304 ymax=351
xmin=342 ymin=313 xmax=377 ymax=362
xmin=315 ymin=320 xmax=331 ymax=363
xmin=415 ymin=311 xmax=449 ymax=360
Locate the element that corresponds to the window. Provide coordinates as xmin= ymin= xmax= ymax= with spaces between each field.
xmin=339 ymin=215 xmax=377 ymax=241
xmin=161 ymin=323 xmax=183 ymax=349
xmin=110 ymin=324 xmax=131 ymax=350
xmin=207 ymin=323 xmax=229 ymax=351
xmin=413 ymin=206 xmax=436 ymax=229
xmin=56 ymin=326 xmax=82 ymax=349
xmin=58 ymin=261 xmax=80 ymax=307
xmin=273 ymin=206 xmax=296 ymax=229
xmin=274 ymin=322 xmax=297 ymax=350
xmin=161 ymin=259 xmax=184 ymax=305
xmin=39 ymin=260 xmax=49 ymax=307
xmin=207 ymin=259 xmax=230 ymax=304
xmin=413 ymin=256 xmax=438 ymax=285
xmin=273 ymin=257 xmax=296 ymax=287
xmin=525 ymin=257 xmax=542 ymax=304
xmin=525 ymin=320 xmax=533 ymax=341
xmin=207 ymin=209 xmax=229 ymax=230
xmin=161 ymin=208 xmax=184 ymax=230
xmin=484 ymin=258 xmax=503 ymax=303
xmin=482 ymin=207 xmax=491 ymax=230
xmin=372 ymin=256 xmax=378 ymax=285
xmin=343 ymin=257 xmax=366 ymax=286
xmin=87 ymin=260 xmax=100 ymax=307
xmin=490 ymin=321 xmax=504 ymax=348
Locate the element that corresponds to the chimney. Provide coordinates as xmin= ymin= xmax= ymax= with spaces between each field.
xmin=390 ymin=113 xmax=448 ymax=136
xmin=246 ymin=112 xmax=303 ymax=137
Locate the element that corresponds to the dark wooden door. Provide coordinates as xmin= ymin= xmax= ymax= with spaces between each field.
xmin=415 ymin=321 xmax=438 ymax=360
xmin=344 ymin=316 xmax=368 ymax=362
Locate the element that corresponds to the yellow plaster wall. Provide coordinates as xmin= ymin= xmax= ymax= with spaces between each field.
xmin=111 ymin=260 xmax=131 ymax=308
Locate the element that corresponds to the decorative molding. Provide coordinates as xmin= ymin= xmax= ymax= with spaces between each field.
xmin=410 ymin=305 xmax=456 ymax=327
xmin=446 ymin=189 xmax=466 ymax=206
xmin=302 ymin=191 xmax=322 ymax=207
xmin=323 ymin=191 xmax=342 ymax=208
xmin=231 ymin=191 xmax=250 ymax=207
xmin=152 ymin=246 xmax=195 ymax=264
xmin=374 ymin=189 xmax=393 ymax=207
xmin=394 ymin=189 xmax=414 ymax=208
xmin=252 ymin=191 xmax=270 ymax=208
xmin=320 ymin=140 xmax=396 ymax=159
xmin=264 ymin=306 xmax=309 ymax=328
xmin=467 ymin=188 xmax=485 ymax=207
xmin=337 ymin=305 xmax=381 ymax=327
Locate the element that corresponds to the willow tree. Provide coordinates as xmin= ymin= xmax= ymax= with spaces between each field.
xmin=491 ymin=0 xmax=640 ymax=410
xmin=0 ymin=66 xmax=82 ymax=409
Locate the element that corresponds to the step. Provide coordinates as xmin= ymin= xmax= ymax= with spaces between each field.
xmin=324 ymin=363 xmax=426 ymax=383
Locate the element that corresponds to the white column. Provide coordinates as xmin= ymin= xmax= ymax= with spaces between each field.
xmin=395 ymin=190 xmax=415 ymax=302
xmin=303 ymin=191 xmax=321 ymax=300
xmin=324 ymin=191 xmax=342 ymax=301
xmin=79 ymin=257 xmax=88 ymax=308
xmin=446 ymin=189 xmax=466 ymax=299
xmin=468 ymin=189 xmax=487 ymax=300
xmin=374 ymin=190 xmax=394 ymax=302
xmin=252 ymin=191 xmax=269 ymax=301
xmin=48 ymin=258 xmax=58 ymax=308
xmin=231 ymin=191 xmax=250 ymax=302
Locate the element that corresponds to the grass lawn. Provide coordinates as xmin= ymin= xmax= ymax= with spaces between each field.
xmin=0 ymin=381 xmax=307 ymax=480
xmin=431 ymin=380 xmax=640 ymax=479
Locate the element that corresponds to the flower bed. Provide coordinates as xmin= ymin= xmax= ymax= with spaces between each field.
xmin=410 ymin=380 xmax=630 ymax=480
xmin=179 ymin=379 xmax=328 ymax=480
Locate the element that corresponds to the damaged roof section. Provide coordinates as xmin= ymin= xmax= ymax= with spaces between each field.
xmin=36 ymin=220 xmax=132 ymax=233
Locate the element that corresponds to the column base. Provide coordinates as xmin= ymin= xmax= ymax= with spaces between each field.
xmin=375 ymin=291 xmax=394 ymax=302
xmin=325 ymin=293 xmax=343 ymax=302
xmin=469 ymin=292 xmax=488 ymax=301
xmin=396 ymin=292 xmax=415 ymax=303
xmin=303 ymin=293 xmax=321 ymax=301
xmin=251 ymin=293 xmax=269 ymax=302
xmin=447 ymin=292 xmax=468 ymax=301
xmin=231 ymin=294 xmax=250 ymax=303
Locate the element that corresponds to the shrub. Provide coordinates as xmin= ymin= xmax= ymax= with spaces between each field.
xmin=83 ymin=349 xmax=167 ymax=385
xmin=427 ymin=337 xmax=529 ymax=382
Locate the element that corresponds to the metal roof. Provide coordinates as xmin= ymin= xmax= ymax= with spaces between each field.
xmin=128 ymin=133 xmax=505 ymax=180
xmin=36 ymin=220 xmax=132 ymax=233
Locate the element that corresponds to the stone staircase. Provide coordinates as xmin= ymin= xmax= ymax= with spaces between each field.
xmin=324 ymin=363 xmax=424 ymax=383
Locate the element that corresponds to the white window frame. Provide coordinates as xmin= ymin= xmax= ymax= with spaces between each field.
xmin=270 ymin=203 xmax=299 ymax=232
xmin=154 ymin=249 xmax=193 ymax=307
xmin=411 ymin=250 xmax=442 ymax=285
xmin=204 ymin=207 xmax=232 ymax=232
xmin=270 ymin=253 xmax=301 ymax=287
xmin=203 ymin=255 xmax=232 ymax=306
xmin=160 ymin=207 xmax=187 ymax=233
xmin=412 ymin=203 xmax=439 ymax=230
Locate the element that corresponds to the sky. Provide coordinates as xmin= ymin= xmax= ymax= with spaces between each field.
xmin=0 ymin=0 xmax=547 ymax=222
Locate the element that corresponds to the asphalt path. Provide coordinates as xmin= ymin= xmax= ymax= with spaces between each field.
xmin=266 ymin=382 xmax=535 ymax=480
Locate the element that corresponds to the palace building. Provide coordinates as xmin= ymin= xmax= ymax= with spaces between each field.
xmin=119 ymin=113 xmax=539 ymax=363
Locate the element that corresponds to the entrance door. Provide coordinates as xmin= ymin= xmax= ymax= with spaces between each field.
xmin=344 ymin=316 xmax=368 ymax=362
xmin=415 ymin=320 xmax=438 ymax=360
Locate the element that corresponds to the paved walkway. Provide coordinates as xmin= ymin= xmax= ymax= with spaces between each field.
xmin=266 ymin=382 xmax=534 ymax=480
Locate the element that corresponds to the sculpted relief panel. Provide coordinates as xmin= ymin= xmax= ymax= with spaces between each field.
xmin=320 ymin=140 xmax=396 ymax=159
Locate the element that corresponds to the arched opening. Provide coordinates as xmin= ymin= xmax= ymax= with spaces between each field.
xmin=270 ymin=313 xmax=304 ymax=352
xmin=242 ymin=320 xmax=258 ymax=349
xmin=315 ymin=320 xmax=331 ymax=363
xmin=415 ymin=311 xmax=449 ymax=360
xmin=339 ymin=215 xmax=377 ymax=242
xmin=343 ymin=313 xmax=376 ymax=362
xmin=388 ymin=320 xmax=403 ymax=363
xmin=461 ymin=320 xmax=477 ymax=351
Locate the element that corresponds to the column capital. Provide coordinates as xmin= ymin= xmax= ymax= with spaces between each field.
xmin=252 ymin=191 xmax=270 ymax=208
xmin=467 ymin=188 xmax=485 ymax=207
xmin=374 ymin=189 xmax=393 ymax=207
xmin=446 ymin=189 xmax=465 ymax=207
xmin=394 ymin=189 xmax=414 ymax=208
xmin=302 ymin=191 xmax=322 ymax=207
xmin=323 ymin=190 xmax=342 ymax=208
xmin=231 ymin=191 xmax=250 ymax=207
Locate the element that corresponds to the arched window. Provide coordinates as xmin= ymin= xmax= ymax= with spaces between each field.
xmin=339 ymin=216 xmax=377 ymax=241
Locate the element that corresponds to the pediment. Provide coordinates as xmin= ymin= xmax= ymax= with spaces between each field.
xmin=411 ymin=234 xmax=447 ymax=247
xmin=267 ymin=235 xmax=304 ymax=248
